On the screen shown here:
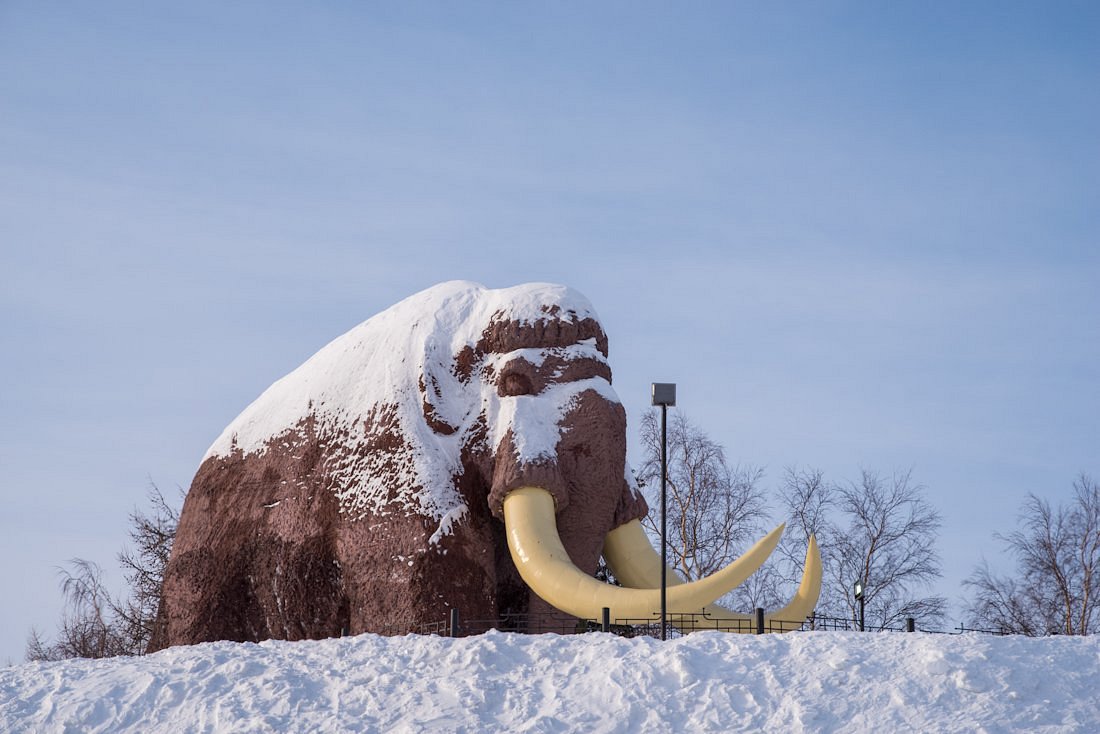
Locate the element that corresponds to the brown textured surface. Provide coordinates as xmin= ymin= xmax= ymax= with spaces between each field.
xmin=150 ymin=307 xmax=647 ymax=651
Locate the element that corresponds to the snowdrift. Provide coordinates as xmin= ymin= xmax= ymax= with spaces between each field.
xmin=3 ymin=631 xmax=1098 ymax=732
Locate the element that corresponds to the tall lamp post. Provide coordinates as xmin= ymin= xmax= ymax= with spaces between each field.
xmin=651 ymin=382 xmax=676 ymax=641
xmin=853 ymin=580 xmax=865 ymax=632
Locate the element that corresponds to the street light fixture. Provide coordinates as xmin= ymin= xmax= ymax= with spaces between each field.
xmin=853 ymin=580 xmax=865 ymax=632
xmin=651 ymin=382 xmax=676 ymax=641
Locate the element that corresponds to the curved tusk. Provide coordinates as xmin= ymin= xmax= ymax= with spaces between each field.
xmin=603 ymin=519 xmax=823 ymax=633
xmin=603 ymin=520 xmax=785 ymax=593
xmin=503 ymin=486 xmax=775 ymax=620
xmin=695 ymin=535 xmax=822 ymax=632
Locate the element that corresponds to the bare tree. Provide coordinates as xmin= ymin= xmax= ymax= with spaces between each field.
xmin=773 ymin=466 xmax=839 ymax=613
xmin=635 ymin=410 xmax=769 ymax=585
xmin=767 ymin=466 xmax=945 ymax=627
xmin=830 ymin=469 xmax=946 ymax=628
xmin=965 ymin=474 xmax=1100 ymax=635
xmin=26 ymin=484 xmax=181 ymax=661
xmin=114 ymin=484 xmax=180 ymax=653
xmin=26 ymin=560 xmax=129 ymax=661
xmin=963 ymin=561 xmax=1051 ymax=636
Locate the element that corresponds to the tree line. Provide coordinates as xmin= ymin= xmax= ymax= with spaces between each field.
xmin=27 ymin=412 xmax=1097 ymax=660
xmin=632 ymin=409 xmax=1098 ymax=635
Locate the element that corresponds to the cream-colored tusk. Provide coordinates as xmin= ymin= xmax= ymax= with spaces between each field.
xmin=602 ymin=519 xmax=823 ymax=633
xmin=503 ymin=486 xmax=776 ymax=620
xmin=602 ymin=519 xmax=784 ymax=593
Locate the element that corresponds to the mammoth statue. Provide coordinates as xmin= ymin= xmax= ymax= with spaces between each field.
xmin=149 ymin=281 xmax=819 ymax=650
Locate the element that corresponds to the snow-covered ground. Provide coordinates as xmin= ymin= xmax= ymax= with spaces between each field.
xmin=3 ymin=631 xmax=1098 ymax=733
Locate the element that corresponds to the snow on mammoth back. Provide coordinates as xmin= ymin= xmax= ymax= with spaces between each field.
xmin=203 ymin=281 xmax=621 ymax=523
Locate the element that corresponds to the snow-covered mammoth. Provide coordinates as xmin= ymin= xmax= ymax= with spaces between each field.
xmin=150 ymin=282 xmax=819 ymax=650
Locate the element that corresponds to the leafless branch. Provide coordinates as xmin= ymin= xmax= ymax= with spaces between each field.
xmin=965 ymin=474 xmax=1099 ymax=635
xmin=26 ymin=483 xmax=182 ymax=661
xmin=636 ymin=410 xmax=769 ymax=585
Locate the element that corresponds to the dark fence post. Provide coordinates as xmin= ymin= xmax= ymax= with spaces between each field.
xmin=755 ymin=607 xmax=765 ymax=635
xmin=906 ymin=617 xmax=915 ymax=633
xmin=601 ymin=607 xmax=610 ymax=633
xmin=449 ymin=608 xmax=460 ymax=638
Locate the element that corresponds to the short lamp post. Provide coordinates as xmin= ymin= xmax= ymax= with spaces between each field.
xmin=651 ymin=382 xmax=676 ymax=641
xmin=853 ymin=580 xmax=865 ymax=632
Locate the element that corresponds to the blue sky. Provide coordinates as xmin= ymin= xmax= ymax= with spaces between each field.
xmin=1 ymin=2 xmax=1097 ymax=662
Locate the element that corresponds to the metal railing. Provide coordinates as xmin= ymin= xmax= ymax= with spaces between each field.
xmin=415 ymin=608 xmax=1010 ymax=639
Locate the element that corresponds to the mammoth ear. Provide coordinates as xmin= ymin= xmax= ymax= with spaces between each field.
xmin=418 ymin=337 xmax=475 ymax=436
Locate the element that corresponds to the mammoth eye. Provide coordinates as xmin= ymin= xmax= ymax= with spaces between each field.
xmin=500 ymin=371 xmax=534 ymax=397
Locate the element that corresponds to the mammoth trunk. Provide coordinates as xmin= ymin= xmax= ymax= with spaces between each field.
xmin=483 ymin=396 xmax=646 ymax=626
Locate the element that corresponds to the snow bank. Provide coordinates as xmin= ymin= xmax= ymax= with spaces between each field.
xmin=3 ymin=631 xmax=1098 ymax=733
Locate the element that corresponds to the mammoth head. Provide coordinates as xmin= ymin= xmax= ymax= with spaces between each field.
xmin=430 ymin=293 xmax=637 ymax=533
